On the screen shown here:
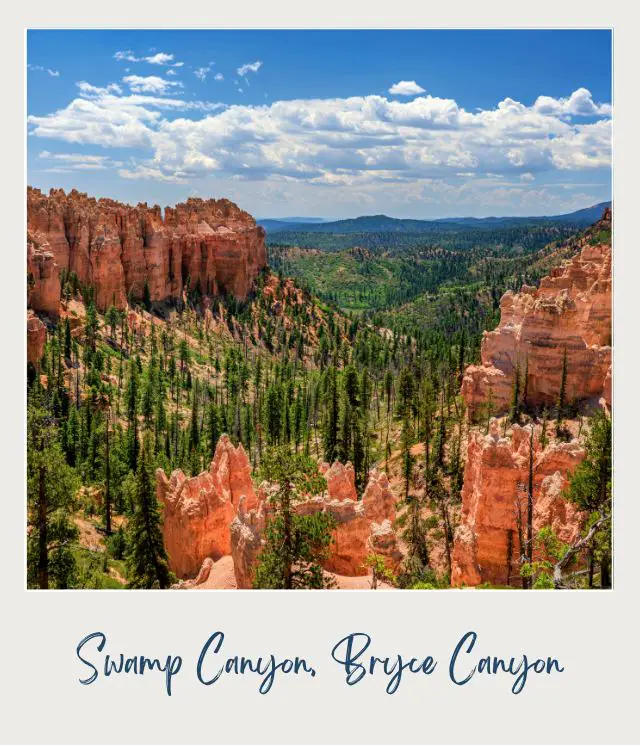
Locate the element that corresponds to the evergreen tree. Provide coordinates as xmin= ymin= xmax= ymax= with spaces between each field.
xmin=27 ymin=391 xmax=80 ymax=588
xmin=85 ymin=301 xmax=99 ymax=352
xmin=510 ymin=361 xmax=521 ymax=424
xmin=64 ymin=317 xmax=72 ymax=360
xmin=323 ymin=366 xmax=339 ymax=462
xmin=143 ymin=281 xmax=152 ymax=311
xmin=126 ymin=437 xmax=172 ymax=589
xmin=253 ymin=447 xmax=335 ymax=589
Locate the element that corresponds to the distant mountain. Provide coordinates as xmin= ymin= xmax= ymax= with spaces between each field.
xmin=258 ymin=217 xmax=327 ymax=233
xmin=440 ymin=201 xmax=612 ymax=227
xmin=278 ymin=217 xmax=327 ymax=223
xmin=260 ymin=202 xmax=611 ymax=236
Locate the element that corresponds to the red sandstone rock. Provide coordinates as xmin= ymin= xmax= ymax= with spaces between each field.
xmin=27 ymin=187 xmax=266 ymax=312
xmin=230 ymin=464 xmax=401 ymax=585
xmin=27 ymin=310 xmax=46 ymax=364
xmin=321 ymin=460 xmax=357 ymax=501
xmin=157 ymin=435 xmax=257 ymax=578
xmin=27 ymin=231 xmax=61 ymax=316
xmin=171 ymin=557 xmax=215 ymax=589
xmin=230 ymin=495 xmax=268 ymax=589
xmin=451 ymin=420 xmax=585 ymax=587
xmin=462 ymin=209 xmax=612 ymax=419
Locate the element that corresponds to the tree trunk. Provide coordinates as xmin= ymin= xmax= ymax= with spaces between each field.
xmin=105 ymin=410 xmax=112 ymax=536
xmin=440 ymin=499 xmax=452 ymax=578
xmin=283 ymin=486 xmax=293 ymax=590
xmin=37 ymin=465 xmax=48 ymax=589
xmin=601 ymin=554 xmax=612 ymax=588
xmin=526 ymin=428 xmax=534 ymax=588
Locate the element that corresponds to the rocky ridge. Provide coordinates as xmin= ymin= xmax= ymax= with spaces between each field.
xmin=453 ymin=207 xmax=612 ymax=587
xmin=27 ymin=187 xmax=267 ymax=313
xmin=461 ymin=208 xmax=612 ymax=419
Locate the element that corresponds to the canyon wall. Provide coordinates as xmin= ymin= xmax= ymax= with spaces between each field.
xmin=451 ymin=421 xmax=585 ymax=587
xmin=453 ymin=208 xmax=612 ymax=587
xmin=461 ymin=208 xmax=612 ymax=419
xmin=26 ymin=187 xmax=267 ymax=313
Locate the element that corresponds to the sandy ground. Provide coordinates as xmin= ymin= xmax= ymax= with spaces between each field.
xmin=191 ymin=555 xmax=395 ymax=590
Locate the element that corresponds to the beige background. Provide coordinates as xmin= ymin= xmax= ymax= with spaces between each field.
xmin=3 ymin=5 xmax=637 ymax=743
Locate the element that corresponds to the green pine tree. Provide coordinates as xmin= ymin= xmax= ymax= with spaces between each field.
xmin=126 ymin=437 xmax=172 ymax=589
xmin=253 ymin=447 xmax=335 ymax=589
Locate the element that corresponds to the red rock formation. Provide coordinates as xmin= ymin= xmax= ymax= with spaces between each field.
xmin=451 ymin=420 xmax=585 ymax=587
xmin=27 ymin=310 xmax=46 ymax=364
xmin=230 ymin=495 xmax=268 ymax=589
xmin=171 ymin=558 xmax=215 ymax=589
xmin=462 ymin=208 xmax=612 ymax=419
xmin=324 ymin=466 xmax=401 ymax=576
xmin=230 ymin=463 xmax=401 ymax=587
xmin=157 ymin=435 xmax=257 ymax=578
xmin=27 ymin=231 xmax=61 ymax=317
xmin=27 ymin=187 xmax=267 ymax=312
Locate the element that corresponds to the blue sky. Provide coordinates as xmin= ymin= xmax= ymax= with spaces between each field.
xmin=27 ymin=30 xmax=612 ymax=219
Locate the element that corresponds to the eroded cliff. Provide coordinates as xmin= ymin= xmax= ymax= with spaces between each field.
xmin=27 ymin=187 xmax=267 ymax=312
xmin=451 ymin=420 xmax=585 ymax=587
xmin=461 ymin=208 xmax=612 ymax=419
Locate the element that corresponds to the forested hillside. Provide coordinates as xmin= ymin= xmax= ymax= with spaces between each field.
xmin=26 ymin=192 xmax=612 ymax=590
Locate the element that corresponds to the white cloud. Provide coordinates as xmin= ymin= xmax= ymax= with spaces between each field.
xmin=388 ymin=80 xmax=426 ymax=96
xmin=145 ymin=53 xmax=175 ymax=66
xmin=533 ymin=87 xmax=611 ymax=118
xmin=114 ymin=50 xmax=183 ymax=67
xmin=38 ymin=150 xmax=121 ymax=171
xmin=76 ymin=81 xmax=122 ymax=96
xmin=28 ymin=84 xmax=611 ymax=195
xmin=114 ymin=50 xmax=138 ymax=63
xmin=118 ymin=164 xmax=188 ymax=183
xmin=28 ymin=64 xmax=60 ymax=77
xmin=194 ymin=64 xmax=214 ymax=82
xmin=237 ymin=60 xmax=263 ymax=76
xmin=28 ymin=87 xmax=224 ymax=149
xmin=122 ymin=75 xmax=183 ymax=95
xmin=214 ymin=73 xmax=224 ymax=82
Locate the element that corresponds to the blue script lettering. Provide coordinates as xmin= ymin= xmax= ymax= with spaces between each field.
xmin=331 ymin=633 xmax=437 ymax=694
xmin=76 ymin=632 xmax=182 ymax=696
xmin=449 ymin=631 xmax=565 ymax=694
xmin=197 ymin=631 xmax=316 ymax=694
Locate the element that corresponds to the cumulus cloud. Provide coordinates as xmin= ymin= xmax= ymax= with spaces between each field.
xmin=388 ymin=80 xmax=426 ymax=96
xmin=122 ymin=75 xmax=183 ymax=94
xmin=533 ymin=87 xmax=611 ymax=118
xmin=28 ymin=84 xmax=611 ymax=193
xmin=214 ymin=73 xmax=224 ymax=82
xmin=237 ymin=60 xmax=263 ymax=76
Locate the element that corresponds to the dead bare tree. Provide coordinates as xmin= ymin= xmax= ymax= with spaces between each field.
xmin=553 ymin=514 xmax=611 ymax=589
